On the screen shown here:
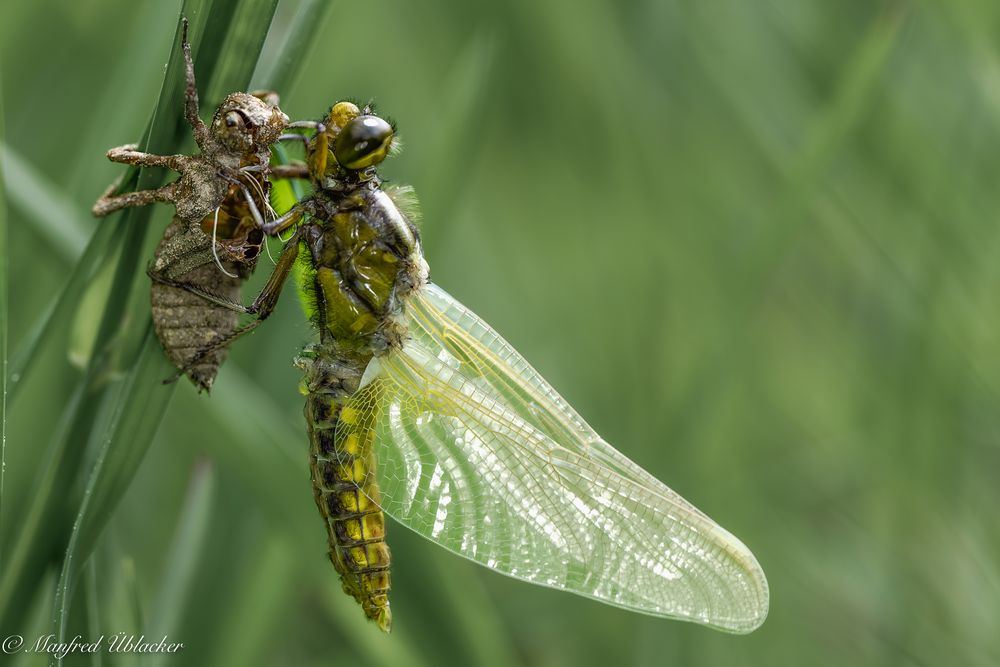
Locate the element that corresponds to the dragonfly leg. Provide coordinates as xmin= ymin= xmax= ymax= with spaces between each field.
xmin=278 ymin=120 xmax=325 ymax=148
xmin=287 ymin=120 xmax=325 ymax=131
xmin=278 ymin=133 xmax=311 ymax=151
xmin=249 ymin=89 xmax=280 ymax=107
xmin=244 ymin=227 xmax=302 ymax=317
xmin=223 ymin=174 xmax=267 ymax=229
xmin=92 ymin=181 xmax=179 ymax=217
xmin=270 ymin=163 xmax=311 ymax=180
xmin=261 ymin=201 xmax=308 ymax=237
xmin=147 ymin=268 xmax=251 ymax=313
xmin=105 ymin=144 xmax=190 ymax=172
xmin=309 ymin=130 xmax=329 ymax=178
xmin=180 ymin=17 xmax=210 ymax=148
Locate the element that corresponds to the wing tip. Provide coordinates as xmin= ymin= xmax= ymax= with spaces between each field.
xmin=716 ymin=553 xmax=770 ymax=634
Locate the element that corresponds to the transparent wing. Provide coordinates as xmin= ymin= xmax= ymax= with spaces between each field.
xmin=340 ymin=282 xmax=769 ymax=633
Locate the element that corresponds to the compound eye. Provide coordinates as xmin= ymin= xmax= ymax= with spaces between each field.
xmin=333 ymin=115 xmax=393 ymax=170
xmin=326 ymin=101 xmax=360 ymax=130
xmin=224 ymin=111 xmax=245 ymax=128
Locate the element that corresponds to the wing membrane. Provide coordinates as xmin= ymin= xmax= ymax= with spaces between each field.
xmin=339 ymin=283 xmax=769 ymax=633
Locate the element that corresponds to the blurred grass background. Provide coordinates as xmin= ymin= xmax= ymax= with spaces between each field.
xmin=3 ymin=0 xmax=1000 ymax=665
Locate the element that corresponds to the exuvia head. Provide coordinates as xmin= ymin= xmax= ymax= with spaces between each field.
xmin=211 ymin=91 xmax=289 ymax=154
xmin=322 ymin=101 xmax=396 ymax=171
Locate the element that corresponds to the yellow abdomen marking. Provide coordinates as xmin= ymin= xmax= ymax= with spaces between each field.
xmin=308 ymin=398 xmax=392 ymax=633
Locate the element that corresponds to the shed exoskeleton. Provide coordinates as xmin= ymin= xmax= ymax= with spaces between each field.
xmin=92 ymin=18 xmax=314 ymax=392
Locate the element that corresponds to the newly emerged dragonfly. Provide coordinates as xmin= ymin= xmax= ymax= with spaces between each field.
xmin=215 ymin=101 xmax=770 ymax=634
xmin=92 ymin=18 xmax=308 ymax=391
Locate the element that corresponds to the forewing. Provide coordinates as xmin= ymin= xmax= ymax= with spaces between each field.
xmin=338 ymin=283 xmax=769 ymax=633
xmin=408 ymin=284 xmax=710 ymax=518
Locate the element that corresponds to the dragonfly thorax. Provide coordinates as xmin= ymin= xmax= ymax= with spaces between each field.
xmin=304 ymin=184 xmax=423 ymax=357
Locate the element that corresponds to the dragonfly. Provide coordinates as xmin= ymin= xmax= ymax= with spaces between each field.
xmin=92 ymin=18 xmax=311 ymax=392
xmin=189 ymin=100 xmax=770 ymax=634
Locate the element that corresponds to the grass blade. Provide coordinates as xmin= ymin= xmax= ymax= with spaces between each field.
xmin=4 ymin=216 xmax=118 ymax=404
xmin=49 ymin=328 xmax=172 ymax=658
xmin=43 ymin=0 xmax=284 ymax=655
xmin=146 ymin=462 xmax=214 ymax=667
xmin=0 ymin=143 xmax=91 ymax=261
xmin=0 ymin=62 xmax=8 ymax=580
xmin=83 ymin=560 xmax=103 ymax=667
xmin=252 ymin=0 xmax=334 ymax=94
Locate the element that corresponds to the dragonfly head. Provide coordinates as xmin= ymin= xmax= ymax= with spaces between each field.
xmin=211 ymin=92 xmax=288 ymax=155
xmin=317 ymin=102 xmax=396 ymax=173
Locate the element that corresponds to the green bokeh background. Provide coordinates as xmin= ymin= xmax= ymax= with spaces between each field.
xmin=3 ymin=1 xmax=999 ymax=665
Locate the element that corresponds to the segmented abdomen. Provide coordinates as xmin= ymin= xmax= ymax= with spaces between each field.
xmin=150 ymin=218 xmax=243 ymax=393
xmin=306 ymin=381 xmax=392 ymax=632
